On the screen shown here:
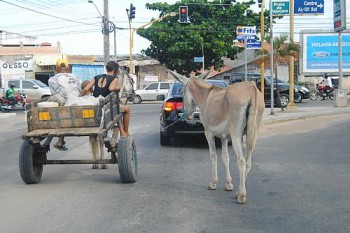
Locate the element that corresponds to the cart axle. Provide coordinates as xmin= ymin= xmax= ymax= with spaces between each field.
xmin=44 ymin=159 xmax=116 ymax=165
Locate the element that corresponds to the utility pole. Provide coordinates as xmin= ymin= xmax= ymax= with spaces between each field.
xmin=103 ymin=0 xmax=109 ymax=66
xmin=259 ymin=0 xmax=265 ymax=99
xmin=269 ymin=0 xmax=274 ymax=115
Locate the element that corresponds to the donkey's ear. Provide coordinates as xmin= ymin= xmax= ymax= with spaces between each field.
xmin=196 ymin=71 xmax=211 ymax=80
xmin=167 ymin=69 xmax=189 ymax=84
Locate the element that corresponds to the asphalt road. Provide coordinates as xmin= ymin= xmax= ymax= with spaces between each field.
xmin=0 ymin=102 xmax=349 ymax=233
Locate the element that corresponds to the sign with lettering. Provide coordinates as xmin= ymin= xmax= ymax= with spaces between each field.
xmin=0 ymin=59 xmax=33 ymax=86
xmin=301 ymin=33 xmax=350 ymax=74
xmin=236 ymin=26 xmax=256 ymax=36
xmin=294 ymin=0 xmax=324 ymax=15
xmin=272 ymin=1 xmax=290 ymax=15
xmin=334 ymin=0 xmax=346 ymax=32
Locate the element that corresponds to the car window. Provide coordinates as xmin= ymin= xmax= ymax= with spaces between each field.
xmin=32 ymin=79 xmax=48 ymax=88
xmin=22 ymin=81 xmax=36 ymax=89
xmin=146 ymin=83 xmax=159 ymax=90
xmin=160 ymin=83 xmax=170 ymax=89
xmin=172 ymin=83 xmax=184 ymax=95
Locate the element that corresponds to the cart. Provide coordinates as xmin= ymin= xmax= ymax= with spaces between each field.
xmin=20 ymin=91 xmax=137 ymax=184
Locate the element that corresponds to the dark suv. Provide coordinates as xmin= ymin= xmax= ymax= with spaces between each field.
xmin=159 ymin=79 xmax=228 ymax=145
xmin=230 ymin=73 xmax=294 ymax=108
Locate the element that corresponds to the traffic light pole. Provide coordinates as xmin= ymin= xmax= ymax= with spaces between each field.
xmin=128 ymin=12 xmax=177 ymax=75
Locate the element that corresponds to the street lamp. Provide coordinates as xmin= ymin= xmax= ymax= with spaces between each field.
xmin=88 ymin=0 xmax=110 ymax=66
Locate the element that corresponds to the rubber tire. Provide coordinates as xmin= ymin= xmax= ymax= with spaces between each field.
xmin=278 ymin=93 xmax=289 ymax=108
xmin=118 ymin=136 xmax=137 ymax=183
xmin=133 ymin=95 xmax=142 ymax=104
xmin=294 ymin=92 xmax=303 ymax=103
xmin=160 ymin=131 xmax=171 ymax=145
xmin=329 ymin=92 xmax=335 ymax=100
xmin=19 ymin=140 xmax=43 ymax=184
xmin=309 ymin=90 xmax=318 ymax=101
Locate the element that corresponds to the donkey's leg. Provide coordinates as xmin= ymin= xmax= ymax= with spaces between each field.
xmin=89 ymin=136 xmax=99 ymax=169
xmin=230 ymin=118 xmax=247 ymax=204
xmin=221 ymin=138 xmax=233 ymax=191
xmin=205 ymin=131 xmax=218 ymax=190
xmin=99 ymin=139 xmax=107 ymax=169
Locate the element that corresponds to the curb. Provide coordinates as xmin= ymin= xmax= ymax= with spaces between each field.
xmin=263 ymin=110 xmax=350 ymax=125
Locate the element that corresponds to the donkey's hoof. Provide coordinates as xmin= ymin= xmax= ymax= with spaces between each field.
xmin=208 ymin=182 xmax=217 ymax=190
xmin=100 ymin=164 xmax=108 ymax=169
xmin=225 ymin=182 xmax=233 ymax=191
xmin=92 ymin=164 xmax=99 ymax=169
xmin=237 ymin=195 xmax=246 ymax=204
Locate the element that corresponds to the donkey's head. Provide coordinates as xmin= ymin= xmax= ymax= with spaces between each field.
xmin=167 ymin=70 xmax=210 ymax=120
xmin=118 ymin=68 xmax=135 ymax=101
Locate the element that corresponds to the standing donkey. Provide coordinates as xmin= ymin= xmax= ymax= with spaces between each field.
xmin=168 ymin=70 xmax=264 ymax=204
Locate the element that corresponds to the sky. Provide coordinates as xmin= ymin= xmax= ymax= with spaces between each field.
xmin=0 ymin=0 xmax=349 ymax=57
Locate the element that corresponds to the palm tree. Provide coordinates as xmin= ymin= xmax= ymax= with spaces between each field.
xmin=257 ymin=34 xmax=299 ymax=109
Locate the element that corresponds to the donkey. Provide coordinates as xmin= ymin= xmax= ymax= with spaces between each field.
xmin=90 ymin=68 xmax=135 ymax=169
xmin=168 ymin=70 xmax=264 ymax=204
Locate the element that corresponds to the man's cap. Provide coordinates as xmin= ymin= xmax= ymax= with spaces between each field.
xmin=106 ymin=61 xmax=119 ymax=69
xmin=56 ymin=58 xmax=69 ymax=68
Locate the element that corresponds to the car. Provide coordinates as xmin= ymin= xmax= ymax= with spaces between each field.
xmin=230 ymin=73 xmax=296 ymax=108
xmin=159 ymin=79 xmax=228 ymax=145
xmin=3 ymin=79 xmax=51 ymax=103
xmin=266 ymin=76 xmax=310 ymax=103
xmin=133 ymin=81 xmax=173 ymax=104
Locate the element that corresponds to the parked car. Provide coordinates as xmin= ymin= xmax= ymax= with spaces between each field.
xmin=230 ymin=73 xmax=296 ymax=108
xmin=266 ymin=76 xmax=310 ymax=103
xmin=159 ymin=79 xmax=228 ymax=145
xmin=133 ymin=81 xmax=173 ymax=104
xmin=3 ymin=79 xmax=51 ymax=103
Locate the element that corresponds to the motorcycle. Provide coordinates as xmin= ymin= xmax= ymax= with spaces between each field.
xmin=0 ymin=93 xmax=29 ymax=111
xmin=309 ymin=83 xmax=334 ymax=101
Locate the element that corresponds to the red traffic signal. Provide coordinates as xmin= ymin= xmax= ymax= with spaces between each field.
xmin=179 ymin=6 xmax=188 ymax=23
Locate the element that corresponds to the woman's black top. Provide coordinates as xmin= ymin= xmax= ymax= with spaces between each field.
xmin=93 ymin=74 xmax=115 ymax=97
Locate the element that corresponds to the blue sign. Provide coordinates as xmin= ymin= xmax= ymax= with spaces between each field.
xmin=294 ymin=0 xmax=324 ymax=14
xmin=194 ymin=57 xmax=203 ymax=62
xmin=303 ymin=34 xmax=350 ymax=73
xmin=246 ymin=40 xmax=261 ymax=49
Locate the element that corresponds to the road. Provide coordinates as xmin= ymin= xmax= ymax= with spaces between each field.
xmin=0 ymin=100 xmax=349 ymax=233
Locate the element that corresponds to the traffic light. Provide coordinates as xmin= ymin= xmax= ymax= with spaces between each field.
xmin=179 ymin=6 xmax=188 ymax=23
xmin=129 ymin=3 xmax=136 ymax=21
xmin=257 ymin=0 xmax=262 ymax=8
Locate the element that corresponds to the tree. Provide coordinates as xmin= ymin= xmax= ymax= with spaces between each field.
xmin=137 ymin=0 xmax=269 ymax=75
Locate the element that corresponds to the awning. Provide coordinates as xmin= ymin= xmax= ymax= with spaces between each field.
xmin=71 ymin=64 xmax=104 ymax=81
xmin=35 ymin=55 xmax=62 ymax=66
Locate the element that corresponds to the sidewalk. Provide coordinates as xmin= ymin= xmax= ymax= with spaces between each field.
xmin=263 ymin=104 xmax=350 ymax=125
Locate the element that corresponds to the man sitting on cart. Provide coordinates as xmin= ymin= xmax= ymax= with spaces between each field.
xmin=80 ymin=61 xmax=131 ymax=137
xmin=48 ymin=58 xmax=82 ymax=151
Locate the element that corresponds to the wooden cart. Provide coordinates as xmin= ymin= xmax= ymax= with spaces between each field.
xmin=20 ymin=91 xmax=137 ymax=184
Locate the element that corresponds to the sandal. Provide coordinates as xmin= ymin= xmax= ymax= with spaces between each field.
xmin=54 ymin=143 xmax=68 ymax=151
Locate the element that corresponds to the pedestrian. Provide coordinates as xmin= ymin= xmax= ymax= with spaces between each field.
xmin=48 ymin=58 xmax=82 ymax=151
xmin=80 ymin=61 xmax=131 ymax=137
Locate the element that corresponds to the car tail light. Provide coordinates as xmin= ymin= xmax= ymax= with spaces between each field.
xmin=164 ymin=101 xmax=183 ymax=112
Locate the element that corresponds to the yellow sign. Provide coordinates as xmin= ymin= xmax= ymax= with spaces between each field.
xmin=82 ymin=109 xmax=95 ymax=118
xmin=67 ymin=55 xmax=94 ymax=64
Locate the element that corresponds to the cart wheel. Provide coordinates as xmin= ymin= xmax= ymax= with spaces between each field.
xmin=117 ymin=136 xmax=137 ymax=183
xmin=19 ymin=140 xmax=43 ymax=184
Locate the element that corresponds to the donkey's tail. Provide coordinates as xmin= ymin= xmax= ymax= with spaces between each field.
xmin=246 ymin=85 xmax=264 ymax=153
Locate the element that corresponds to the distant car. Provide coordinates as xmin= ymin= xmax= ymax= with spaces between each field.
xmin=266 ymin=76 xmax=310 ymax=103
xmin=3 ymin=79 xmax=51 ymax=103
xmin=159 ymin=79 xmax=228 ymax=145
xmin=230 ymin=73 xmax=298 ymax=107
xmin=133 ymin=81 xmax=172 ymax=104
